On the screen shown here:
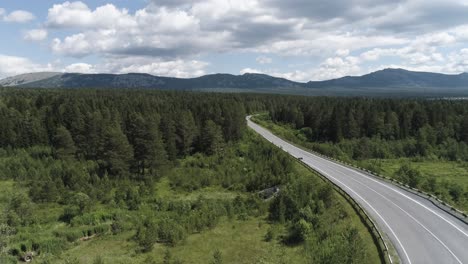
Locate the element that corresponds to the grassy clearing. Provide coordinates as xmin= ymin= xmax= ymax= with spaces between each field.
xmin=53 ymin=216 xmax=304 ymax=264
xmin=49 ymin=231 xmax=139 ymax=264
xmin=358 ymin=158 xmax=468 ymax=211
xmin=155 ymin=177 xmax=244 ymax=202
xmin=368 ymin=158 xmax=468 ymax=188
xmin=151 ymin=217 xmax=304 ymax=264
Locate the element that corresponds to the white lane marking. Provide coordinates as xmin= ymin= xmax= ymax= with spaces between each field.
xmin=246 ymin=120 xmax=411 ymax=264
xmin=307 ymin=152 xmax=468 ymax=238
xmin=248 ymin=118 xmax=468 ymax=263
xmin=323 ymin=163 xmax=463 ymax=264
xmin=248 ymin=119 xmax=468 ymax=238
xmin=302 ymin=159 xmax=412 ymax=264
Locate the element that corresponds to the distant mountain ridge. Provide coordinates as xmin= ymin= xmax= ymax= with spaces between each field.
xmin=0 ymin=72 xmax=300 ymax=90
xmin=0 ymin=72 xmax=62 ymax=87
xmin=1 ymin=68 xmax=468 ymax=96
xmin=307 ymin=68 xmax=468 ymax=88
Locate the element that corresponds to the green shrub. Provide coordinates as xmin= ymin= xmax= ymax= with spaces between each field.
xmin=93 ymin=256 xmax=105 ymax=264
xmin=71 ymin=210 xmax=113 ymax=226
xmin=395 ymin=164 xmax=422 ymax=188
xmin=53 ymin=229 xmax=82 ymax=242
xmin=93 ymin=223 xmax=110 ymax=235
xmin=264 ymin=227 xmax=277 ymax=242
xmin=35 ymin=238 xmax=66 ymax=254
xmin=0 ymin=255 xmax=17 ymax=264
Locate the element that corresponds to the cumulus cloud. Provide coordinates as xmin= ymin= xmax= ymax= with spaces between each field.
xmin=241 ymin=54 xmax=362 ymax=82
xmin=46 ymin=2 xmax=135 ymax=28
xmin=7 ymin=0 xmax=467 ymax=79
xmin=24 ymin=29 xmax=48 ymax=41
xmin=101 ymin=57 xmax=209 ymax=78
xmin=311 ymin=56 xmax=361 ymax=80
xmin=46 ymin=1 xmax=305 ymax=58
xmin=52 ymin=33 xmax=92 ymax=57
xmin=65 ymin=63 xmax=95 ymax=73
xmin=336 ymin=49 xmax=350 ymax=57
xmin=0 ymin=54 xmax=54 ymax=78
xmin=3 ymin=10 xmax=35 ymax=23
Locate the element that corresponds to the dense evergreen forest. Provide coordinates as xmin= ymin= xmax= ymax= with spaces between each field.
xmin=261 ymin=97 xmax=468 ymax=209
xmin=0 ymin=89 xmax=379 ymax=263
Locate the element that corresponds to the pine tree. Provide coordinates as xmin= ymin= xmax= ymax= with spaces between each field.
xmin=384 ymin=111 xmax=400 ymax=140
xmin=160 ymin=117 xmax=178 ymax=161
xmin=461 ymin=115 xmax=468 ymax=144
xmin=84 ymin=111 xmax=104 ymax=160
xmin=345 ymin=110 xmax=359 ymax=139
xmin=201 ymin=120 xmax=224 ymax=155
xmin=222 ymin=102 xmax=246 ymax=141
xmin=53 ymin=126 xmax=77 ymax=160
xmin=329 ymin=107 xmax=343 ymax=142
xmin=175 ymin=111 xmax=196 ymax=156
xmin=126 ymin=113 xmax=164 ymax=175
xmin=99 ymin=123 xmax=134 ymax=178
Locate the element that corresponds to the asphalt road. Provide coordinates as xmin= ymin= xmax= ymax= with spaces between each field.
xmin=247 ymin=116 xmax=468 ymax=264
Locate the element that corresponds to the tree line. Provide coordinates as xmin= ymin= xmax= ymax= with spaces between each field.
xmin=262 ymin=96 xmax=468 ymax=210
xmin=269 ymin=97 xmax=468 ymax=160
xmin=0 ymin=89 xmax=254 ymax=179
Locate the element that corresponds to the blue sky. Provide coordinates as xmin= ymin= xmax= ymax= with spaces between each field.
xmin=1 ymin=0 xmax=468 ymax=81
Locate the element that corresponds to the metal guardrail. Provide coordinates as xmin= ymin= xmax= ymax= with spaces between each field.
xmin=250 ymin=116 xmax=467 ymax=263
xmin=252 ymin=114 xmax=468 ymax=224
xmin=295 ymin=158 xmax=394 ymax=264
xmin=248 ymin=117 xmax=395 ymax=263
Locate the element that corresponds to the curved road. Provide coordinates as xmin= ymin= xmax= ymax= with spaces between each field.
xmin=247 ymin=116 xmax=468 ymax=264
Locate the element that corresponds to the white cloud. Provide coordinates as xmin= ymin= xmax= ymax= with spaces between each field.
xmin=5 ymin=0 xmax=467 ymax=79
xmin=253 ymin=34 xmax=408 ymax=57
xmin=47 ymin=2 xmax=210 ymax=58
xmin=240 ymin=54 xmax=363 ymax=82
xmin=0 ymin=53 xmax=209 ymax=79
xmin=363 ymin=47 xmax=468 ymax=75
xmin=445 ymin=48 xmax=468 ymax=73
xmin=135 ymin=7 xmax=199 ymax=33
xmin=256 ymin=56 xmax=273 ymax=64
xmin=240 ymin=68 xmax=263 ymax=74
xmin=358 ymin=30 xmax=460 ymax=67
xmin=46 ymin=1 xmax=135 ymax=29
xmin=311 ymin=56 xmax=362 ymax=80
xmin=336 ymin=49 xmax=350 ymax=57
xmin=102 ymin=57 xmax=209 ymax=78
xmin=65 ymin=63 xmax=95 ymax=73
xmin=44 ymin=0 xmax=468 ymax=77
xmin=23 ymin=29 xmax=48 ymax=41
xmin=52 ymin=33 xmax=92 ymax=57
xmin=0 ymin=54 xmax=54 ymax=78
xmin=3 ymin=10 xmax=35 ymax=23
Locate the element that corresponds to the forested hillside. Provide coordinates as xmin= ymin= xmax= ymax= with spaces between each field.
xmin=257 ymin=97 xmax=468 ymax=210
xmin=0 ymin=89 xmax=379 ymax=263
xmin=3 ymin=69 xmax=468 ymax=98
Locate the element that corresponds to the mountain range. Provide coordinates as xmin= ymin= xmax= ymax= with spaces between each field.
xmin=1 ymin=68 xmax=468 ymax=97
